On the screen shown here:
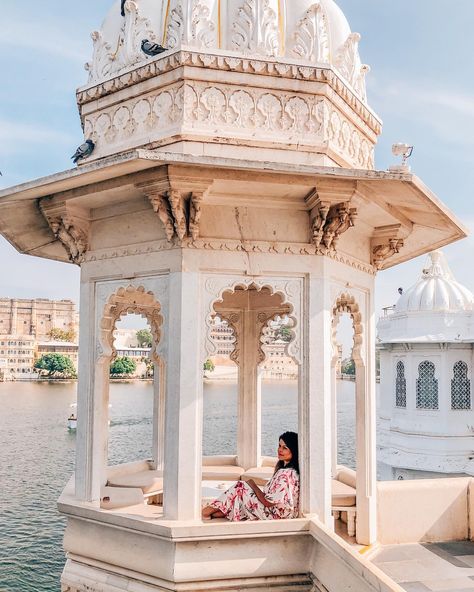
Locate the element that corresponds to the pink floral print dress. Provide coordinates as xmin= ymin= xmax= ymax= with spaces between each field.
xmin=209 ymin=468 xmax=299 ymax=521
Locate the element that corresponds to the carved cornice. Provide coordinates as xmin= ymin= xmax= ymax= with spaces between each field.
xmin=76 ymin=50 xmax=381 ymax=135
xmin=39 ymin=199 xmax=90 ymax=265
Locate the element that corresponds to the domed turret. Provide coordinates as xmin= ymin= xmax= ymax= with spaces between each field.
xmin=85 ymin=0 xmax=369 ymax=102
xmin=377 ymin=252 xmax=474 ymax=480
xmin=77 ymin=0 xmax=381 ymax=170
xmin=396 ymin=251 xmax=474 ymax=314
xmin=378 ymin=251 xmax=474 ymax=343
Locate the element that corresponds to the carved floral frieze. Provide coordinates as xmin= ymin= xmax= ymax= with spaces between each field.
xmin=84 ymin=1 xmax=370 ymax=104
xmin=82 ymin=79 xmax=374 ymax=169
xmin=83 ymin=238 xmax=376 ymax=275
xmin=77 ymin=52 xmax=381 ymax=138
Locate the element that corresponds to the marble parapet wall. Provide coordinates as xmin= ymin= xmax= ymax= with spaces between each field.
xmin=77 ymin=50 xmax=380 ymax=168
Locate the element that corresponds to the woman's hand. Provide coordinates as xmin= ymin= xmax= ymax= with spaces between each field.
xmin=246 ymin=479 xmax=275 ymax=508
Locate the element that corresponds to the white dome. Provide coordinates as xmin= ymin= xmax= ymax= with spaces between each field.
xmin=396 ymin=251 xmax=474 ymax=314
xmin=85 ymin=0 xmax=369 ymax=100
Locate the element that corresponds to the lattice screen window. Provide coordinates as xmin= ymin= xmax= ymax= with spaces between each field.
xmin=451 ymin=361 xmax=471 ymax=410
xmin=416 ymin=361 xmax=438 ymax=409
xmin=395 ymin=361 xmax=407 ymax=408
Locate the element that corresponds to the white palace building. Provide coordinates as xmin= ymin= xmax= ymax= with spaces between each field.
xmin=378 ymin=251 xmax=474 ymax=480
xmin=1 ymin=1 xmax=474 ymax=591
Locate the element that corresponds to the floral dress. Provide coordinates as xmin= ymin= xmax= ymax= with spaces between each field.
xmin=209 ymin=468 xmax=299 ymax=521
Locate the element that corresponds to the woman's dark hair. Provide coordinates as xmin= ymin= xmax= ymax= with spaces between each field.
xmin=275 ymin=431 xmax=299 ymax=474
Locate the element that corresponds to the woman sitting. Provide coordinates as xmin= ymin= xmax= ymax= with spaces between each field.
xmin=202 ymin=431 xmax=299 ymax=521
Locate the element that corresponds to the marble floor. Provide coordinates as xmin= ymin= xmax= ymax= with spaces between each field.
xmin=373 ymin=541 xmax=474 ymax=592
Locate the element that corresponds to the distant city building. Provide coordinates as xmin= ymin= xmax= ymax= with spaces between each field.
xmin=0 ymin=298 xmax=79 ymax=379
xmin=0 ymin=298 xmax=78 ymax=338
xmin=210 ymin=318 xmax=297 ymax=380
xmin=378 ymin=251 xmax=474 ymax=480
xmin=0 ymin=335 xmax=36 ymax=378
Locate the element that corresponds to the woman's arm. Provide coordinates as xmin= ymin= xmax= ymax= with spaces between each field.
xmin=246 ymin=479 xmax=276 ymax=508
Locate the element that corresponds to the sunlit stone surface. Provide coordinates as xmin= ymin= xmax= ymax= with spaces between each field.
xmin=0 ymin=1 xmax=469 ymax=591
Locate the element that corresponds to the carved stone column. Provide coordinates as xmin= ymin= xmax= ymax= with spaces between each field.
xmin=217 ymin=303 xmax=282 ymax=471
xmin=299 ymin=269 xmax=333 ymax=526
xmin=163 ymin=271 xmax=203 ymax=520
xmin=152 ymin=357 xmax=166 ymax=471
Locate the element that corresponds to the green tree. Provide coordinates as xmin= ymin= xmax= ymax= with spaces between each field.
xmin=341 ymin=358 xmax=356 ymax=376
xmin=34 ymin=353 xmax=77 ymax=378
xmin=274 ymin=326 xmax=292 ymax=342
xmin=203 ymin=359 xmax=215 ymax=373
xmin=141 ymin=356 xmax=154 ymax=378
xmin=49 ymin=327 xmax=77 ymax=342
xmin=110 ymin=356 xmax=137 ymax=376
xmin=136 ymin=329 xmax=152 ymax=347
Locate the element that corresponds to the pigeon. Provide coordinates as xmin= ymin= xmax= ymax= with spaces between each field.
xmin=71 ymin=139 xmax=95 ymax=165
xmin=121 ymin=0 xmax=126 ymax=17
xmin=141 ymin=39 xmax=167 ymax=57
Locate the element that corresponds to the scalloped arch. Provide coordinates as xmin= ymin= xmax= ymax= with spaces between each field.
xmin=331 ymin=291 xmax=363 ymax=364
xmin=204 ymin=278 xmax=302 ymax=365
xmin=99 ymin=284 xmax=163 ymax=361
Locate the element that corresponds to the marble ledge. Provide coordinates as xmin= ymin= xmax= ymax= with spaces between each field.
xmin=0 ymin=148 xmax=415 ymax=203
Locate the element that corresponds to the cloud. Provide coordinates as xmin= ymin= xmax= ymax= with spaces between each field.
xmin=0 ymin=20 xmax=89 ymax=63
xmin=369 ymin=76 xmax=474 ymax=150
xmin=0 ymin=120 xmax=75 ymax=156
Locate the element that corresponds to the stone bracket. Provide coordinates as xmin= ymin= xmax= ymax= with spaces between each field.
xmin=371 ymin=224 xmax=405 ymax=270
xmin=307 ymin=187 xmax=357 ymax=253
xmin=39 ymin=199 xmax=90 ymax=265
xmin=139 ymin=175 xmax=212 ymax=244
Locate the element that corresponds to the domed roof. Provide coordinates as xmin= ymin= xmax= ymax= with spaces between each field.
xmin=85 ymin=0 xmax=369 ymax=101
xmin=396 ymin=251 xmax=474 ymax=314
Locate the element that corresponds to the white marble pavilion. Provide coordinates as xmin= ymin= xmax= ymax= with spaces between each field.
xmin=378 ymin=251 xmax=474 ymax=480
xmin=0 ymin=1 xmax=469 ymax=591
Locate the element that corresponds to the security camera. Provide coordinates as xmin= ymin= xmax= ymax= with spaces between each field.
xmin=392 ymin=143 xmax=414 ymax=161
xmin=389 ymin=143 xmax=414 ymax=173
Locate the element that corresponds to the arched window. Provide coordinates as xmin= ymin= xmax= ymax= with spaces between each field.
xmin=416 ymin=361 xmax=438 ymax=409
xmin=451 ymin=361 xmax=471 ymax=410
xmin=395 ymin=361 xmax=406 ymax=408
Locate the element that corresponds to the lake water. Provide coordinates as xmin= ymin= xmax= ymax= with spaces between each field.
xmin=0 ymin=380 xmax=355 ymax=592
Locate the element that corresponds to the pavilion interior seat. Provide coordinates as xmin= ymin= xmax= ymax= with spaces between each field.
xmin=106 ymin=461 xmax=163 ymax=501
xmin=107 ymin=470 xmax=163 ymax=495
xmin=240 ymin=456 xmax=278 ymax=485
xmin=202 ymin=455 xmax=245 ymax=481
xmin=100 ymin=485 xmax=145 ymax=509
xmin=332 ymin=466 xmax=357 ymax=537
xmin=332 ymin=467 xmax=356 ymax=507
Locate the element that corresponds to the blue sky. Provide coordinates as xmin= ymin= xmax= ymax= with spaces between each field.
xmin=1 ymin=0 xmax=473 ymax=316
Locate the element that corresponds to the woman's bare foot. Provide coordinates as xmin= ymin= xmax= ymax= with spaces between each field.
xmin=202 ymin=505 xmax=215 ymax=520
xmin=202 ymin=506 xmax=226 ymax=520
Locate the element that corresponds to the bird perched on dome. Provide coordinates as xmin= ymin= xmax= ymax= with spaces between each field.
xmin=141 ymin=39 xmax=167 ymax=56
xmin=71 ymin=140 xmax=95 ymax=165
xmin=121 ymin=0 xmax=126 ymax=17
